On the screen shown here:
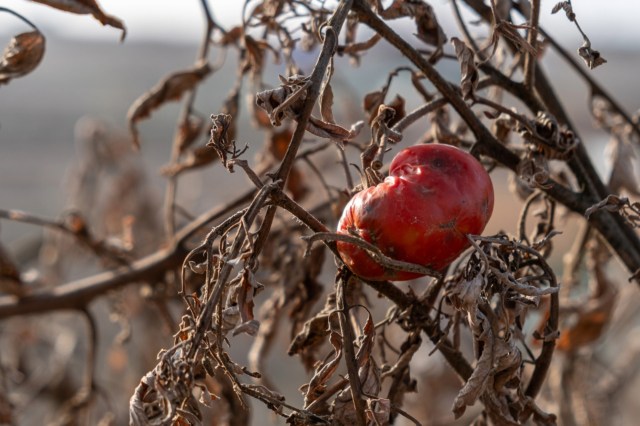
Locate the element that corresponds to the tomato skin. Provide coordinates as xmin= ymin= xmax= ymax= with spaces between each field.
xmin=337 ymin=144 xmax=494 ymax=281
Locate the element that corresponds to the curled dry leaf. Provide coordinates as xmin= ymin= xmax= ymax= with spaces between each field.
xmin=256 ymin=79 xmax=364 ymax=141
xmin=378 ymin=0 xmax=447 ymax=60
xmin=0 ymin=31 xmax=45 ymax=85
xmin=127 ymin=61 xmax=212 ymax=148
xmin=363 ymin=89 xmax=406 ymax=127
xmin=320 ymin=59 xmax=335 ymax=124
xmin=492 ymin=111 xmax=517 ymax=144
xmin=517 ymin=153 xmax=551 ymax=190
xmin=30 ymin=0 xmax=126 ymax=40
xmin=585 ymin=194 xmax=640 ymax=229
xmin=551 ymin=1 xmax=575 ymax=21
xmin=302 ymin=327 xmax=343 ymax=409
xmin=578 ymin=43 xmax=607 ymax=70
xmin=452 ymin=312 xmax=493 ymax=419
xmin=288 ymin=293 xmax=337 ymax=369
xmin=451 ymin=37 xmax=478 ymax=101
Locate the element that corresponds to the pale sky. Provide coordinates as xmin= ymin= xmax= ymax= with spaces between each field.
xmin=0 ymin=0 xmax=638 ymax=48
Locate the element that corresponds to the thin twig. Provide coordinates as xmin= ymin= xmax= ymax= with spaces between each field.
xmin=336 ymin=268 xmax=367 ymax=426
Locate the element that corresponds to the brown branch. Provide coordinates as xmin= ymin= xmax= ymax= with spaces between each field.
xmin=336 ymin=269 xmax=367 ymax=426
xmin=523 ymin=0 xmax=540 ymax=90
xmin=0 ymin=189 xmax=256 ymax=319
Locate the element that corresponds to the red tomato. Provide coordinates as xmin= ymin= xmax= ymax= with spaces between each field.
xmin=336 ymin=144 xmax=494 ymax=281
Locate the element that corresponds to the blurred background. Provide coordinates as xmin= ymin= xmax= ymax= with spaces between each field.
xmin=2 ymin=1 xmax=640 ymax=425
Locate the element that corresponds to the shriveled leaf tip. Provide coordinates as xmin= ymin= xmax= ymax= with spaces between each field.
xmin=0 ymin=31 xmax=46 ymax=86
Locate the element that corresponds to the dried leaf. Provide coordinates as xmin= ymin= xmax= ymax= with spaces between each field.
xmin=0 ymin=31 xmax=45 ymax=85
xmin=289 ymin=293 xmax=337 ymax=368
xmin=303 ymin=328 xmax=343 ymax=408
xmin=452 ymin=313 xmax=492 ymax=419
xmin=448 ymin=274 xmax=484 ymax=318
xmin=30 ymin=0 xmax=126 ymax=39
xmin=219 ymin=26 xmax=243 ymax=46
xmin=451 ymin=37 xmax=478 ymax=101
xmin=379 ymin=0 xmax=447 ymax=55
xmin=578 ymin=42 xmax=607 ymax=70
xmin=161 ymin=145 xmax=218 ymax=177
xmin=232 ymin=319 xmax=261 ymax=337
xmin=127 ymin=62 xmax=212 ymax=148
xmin=307 ymin=116 xmax=364 ymax=141
xmin=517 ymin=153 xmax=551 ymax=189
xmin=551 ymin=2 xmax=575 ymax=21
xmin=338 ymin=33 xmax=382 ymax=59
xmin=585 ymin=194 xmax=629 ymax=219
xmin=197 ymin=385 xmax=218 ymax=407
xmin=319 ymin=59 xmax=335 ymax=124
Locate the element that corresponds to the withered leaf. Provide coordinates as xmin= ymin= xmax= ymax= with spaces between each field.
xmin=30 ymin=0 xmax=126 ymax=40
xmin=551 ymin=1 xmax=575 ymax=21
xmin=451 ymin=37 xmax=478 ymax=101
xmin=585 ymin=194 xmax=631 ymax=219
xmin=319 ymin=59 xmax=335 ymax=124
xmin=363 ymin=90 xmax=385 ymax=118
xmin=379 ymin=0 xmax=447 ymax=53
xmin=307 ymin=117 xmax=364 ymax=141
xmin=127 ymin=62 xmax=212 ymax=148
xmin=232 ymin=319 xmax=261 ymax=337
xmin=219 ymin=26 xmax=243 ymax=46
xmin=338 ymin=33 xmax=382 ymax=57
xmin=161 ymin=145 xmax=218 ymax=177
xmin=452 ymin=313 xmax=492 ymax=419
xmin=578 ymin=42 xmax=607 ymax=70
xmin=303 ymin=329 xmax=343 ymax=408
xmin=0 ymin=31 xmax=45 ymax=85
xmin=517 ymin=153 xmax=552 ymax=189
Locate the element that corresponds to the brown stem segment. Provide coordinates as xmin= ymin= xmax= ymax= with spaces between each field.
xmin=336 ymin=269 xmax=368 ymax=426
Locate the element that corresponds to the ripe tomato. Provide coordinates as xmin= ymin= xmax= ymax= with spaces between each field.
xmin=337 ymin=144 xmax=494 ymax=281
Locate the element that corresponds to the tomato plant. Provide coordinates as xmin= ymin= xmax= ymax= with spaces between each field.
xmin=337 ymin=144 xmax=494 ymax=281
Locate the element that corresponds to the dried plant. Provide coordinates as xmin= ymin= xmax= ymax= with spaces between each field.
xmin=2 ymin=1 xmax=640 ymax=425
